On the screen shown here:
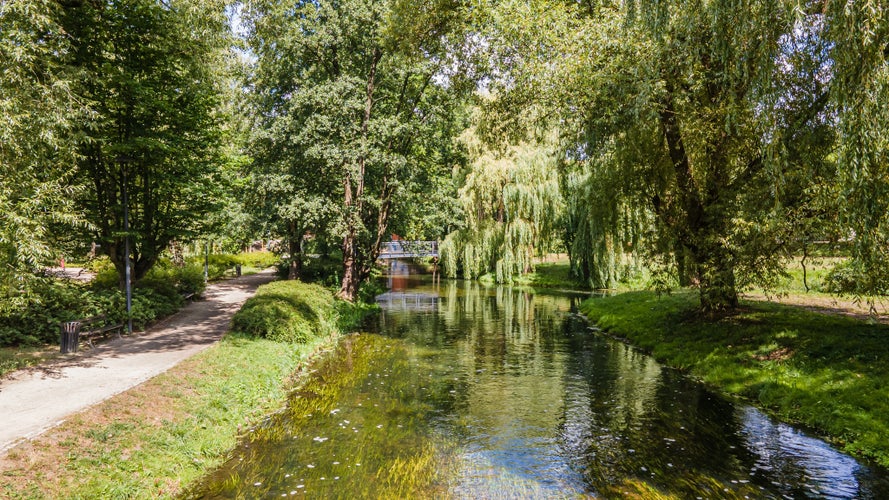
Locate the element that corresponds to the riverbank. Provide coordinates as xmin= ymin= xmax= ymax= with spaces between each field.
xmin=580 ymin=290 xmax=889 ymax=468
xmin=0 ymin=280 xmax=371 ymax=499
xmin=476 ymin=255 xmax=590 ymax=290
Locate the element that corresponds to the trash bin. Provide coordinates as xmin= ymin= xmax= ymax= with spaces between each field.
xmin=60 ymin=321 xmax=81 ymax=353
xmin=235 ymin=264 xmax=242 ymax=277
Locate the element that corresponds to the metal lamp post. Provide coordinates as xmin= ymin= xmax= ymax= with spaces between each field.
xmin=120 ymin=157 xmax=133 ymax=335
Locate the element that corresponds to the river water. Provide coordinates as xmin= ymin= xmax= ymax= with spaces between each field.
xmin=187 ymin=267 xmax=889 ymax=498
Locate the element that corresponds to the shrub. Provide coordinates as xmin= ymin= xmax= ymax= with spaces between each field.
xmin=234 ymin=251 xmax=278 ymax=269
xmin=186 ymin=253 xmax=262 ymax=281
xmin=0 ymin=279 xmax=122 ymax=347
xmin=231 ymin=280 xmax=338 ymax=343
xmin=824 ymin=260 xmax=866 ymax=294
xmin=94 ymin=262 xmax=206 ymax=298
xmin=0 ymin=260 xmax=212 ymax=347
xmin=129 ymin=288 xmax=181 ymax=330
xmin=300 ymin=255 xmax=342 ymax=287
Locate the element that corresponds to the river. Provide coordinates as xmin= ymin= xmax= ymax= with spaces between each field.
xmin=186 ymin=264 xmax=889 ymax=498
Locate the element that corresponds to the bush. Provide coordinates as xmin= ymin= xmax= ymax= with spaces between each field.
xmin=231 ymin=280 xmax=338 ymax=343
xmin=186 ymin=253 xmax=272 ymax=281
xmin=824 ymin=260 xmax=866 ymax=294
xmin=93 ymin=261 xmax=207 ymax=298
xmin=0 ymin=261 xmax=211 ymax=347
xmin=0 ymin=279 xmax=122 ymax=347
xmin=234 ymin=251 xmax=278 ymax=269
xmin=299 ymin=255 xmax=342 ymax=287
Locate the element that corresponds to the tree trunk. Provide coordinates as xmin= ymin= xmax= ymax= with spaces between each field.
xmin=338 ymin=47 xmax=381 ymax=302
xmin=338 ymin=204 xmax=359 ymax=301
xmin=339 ymin=234 xmax=359 ymax=301
xmin=675 ymin=243 xmax=693 ymax=287
xmin=694 ymin=242 xmax=739 ymax=312
xmin=659 ymin=84 xmax=738 ymax=312
xmin=288 ymin=233 xmax=302 ymax=280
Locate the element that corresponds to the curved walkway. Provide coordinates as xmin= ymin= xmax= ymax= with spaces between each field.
xmin=0 ymin=269 xmax=277 ymax=454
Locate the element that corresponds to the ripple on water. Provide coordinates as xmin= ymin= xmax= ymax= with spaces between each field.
xmin=185 ymin=281 xmax=889 ymax=499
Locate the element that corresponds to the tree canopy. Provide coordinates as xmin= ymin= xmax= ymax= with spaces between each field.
xmin=242 ymin=0 xmax=470 ymax=300
xmin=0 ymin=0 xmax=84 ymax=291
xmin=483 ymin=0 xmax=888 ymax=310
xmin=441 ymin=118 xmax=564 ymax=282
xmin=59 ymin=0 xmax=231 ymax=289
xmin=3 ymin=0 xmax=889 ymax=313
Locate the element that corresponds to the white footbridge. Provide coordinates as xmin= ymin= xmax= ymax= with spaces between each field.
xmin=378 ymin=240 xmax=438 ymax=259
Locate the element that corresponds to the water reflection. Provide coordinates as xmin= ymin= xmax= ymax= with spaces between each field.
xmin=376 ymin=292 xmax=439 ymax=312
xmin=738 ymin=407 xmax=873 ymax=498
xmin=186 ymin=275 xmax=889 ymax=499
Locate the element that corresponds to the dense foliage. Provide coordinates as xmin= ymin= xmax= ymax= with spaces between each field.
xmin=4 ymin=0 xmax=889 ymax=337
xmin=0 ymin=1 xmax=84 ymax=290
xmin=484 ymin=0 xmax=888 ymax=310
xmin=59 ymin=0 xmax=232 ymax=290
xmin=231 ymin=280 xmax=338 ymax=343
xmin=440 ymin=124 xmax=564 ymax=282
xmin=241 ymin=0 xmax=471 ymax=300
xmin=0 ymin=261 xmax=206 ymax=347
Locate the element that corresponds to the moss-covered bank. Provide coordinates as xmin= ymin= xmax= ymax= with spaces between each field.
xmin=0 ymin=280 xmax=375 ymax=499
xmin=580 ymin=291 xmax=889 ymax=467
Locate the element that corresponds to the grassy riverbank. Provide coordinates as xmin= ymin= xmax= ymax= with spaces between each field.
xmin=0 ymin=281 xmax=374 ymax=499
xmin=476 ymin=254 xmax=590 ymax=290
xmin=580 ymin=290 xmax=889 ymax=467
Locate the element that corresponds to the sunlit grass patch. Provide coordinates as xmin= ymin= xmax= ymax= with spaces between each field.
xmin=0 ymin=345 xmax=60 ymax=379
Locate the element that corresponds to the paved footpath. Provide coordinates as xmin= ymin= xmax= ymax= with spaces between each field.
xmin=0 ymin=270 xmax=277 ymax=454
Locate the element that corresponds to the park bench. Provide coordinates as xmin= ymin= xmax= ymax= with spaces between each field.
xmin=60 ymin=314 xmax=125 ymax=352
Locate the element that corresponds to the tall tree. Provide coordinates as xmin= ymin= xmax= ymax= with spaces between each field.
xmin=441 ymin=120 xmax=564 ymax=282
xmin=0 ymin=0 xmax=84 ymax=289
xmin=244 ymin=0 xmax=469 ymax=300
xmin=487 ymin=0 xmax=837 ymax=310
xmin=826 ymin=0 xmax=889 ymax=295
xmin=59 ymin=0 xmax=230 ymax=289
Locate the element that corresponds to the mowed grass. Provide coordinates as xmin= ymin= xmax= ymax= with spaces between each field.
xmin=477 ymin=254 xmax=590 ymax=290
xmin=580 ymin=290 xmax=889 ymax=467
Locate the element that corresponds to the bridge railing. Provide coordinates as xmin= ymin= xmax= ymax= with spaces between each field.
xmin=379 ymin=240 xmax=438 ymax=258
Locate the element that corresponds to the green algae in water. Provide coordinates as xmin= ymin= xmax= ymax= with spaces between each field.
xmin=185 ymin=333 xmax=458 ymax=499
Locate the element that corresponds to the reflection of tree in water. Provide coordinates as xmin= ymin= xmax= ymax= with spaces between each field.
xmin=558 ymin=340 xmax=765 ymax=497
xmin=434 ymin=281 xmax=587 ymax=494
xmin=193 ymin=280 xmax=889 ymax=498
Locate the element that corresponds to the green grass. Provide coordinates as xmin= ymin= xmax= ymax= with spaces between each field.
xmin=61 ymin=334 xmax=331 ymax=499
xmin=512 ymin=260 xmax=588 ymax=290
xmin=476 ymin=255 xmax=590 ymax=290
xmin=0 ymin=346 xmax=60 ymax=378
xmin=580 ymin=290 xmax=889 ymax=467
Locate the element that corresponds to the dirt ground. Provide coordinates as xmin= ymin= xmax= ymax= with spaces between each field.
xmin=742 ymin=291 xmax=889 ymax=324
xmin=0 ymin=270 xmax=277 ymax=454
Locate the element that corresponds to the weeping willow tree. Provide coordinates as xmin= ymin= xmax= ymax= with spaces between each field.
xmin=562 ymin=155 xmax=650 ymax=290
xmin=486 ymin=0 xmax=851 ymax=311
xmin=826 ymin=0 xmax=889 ymax=295
xmin=441 ymin=125 xmax=563 ymax=282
